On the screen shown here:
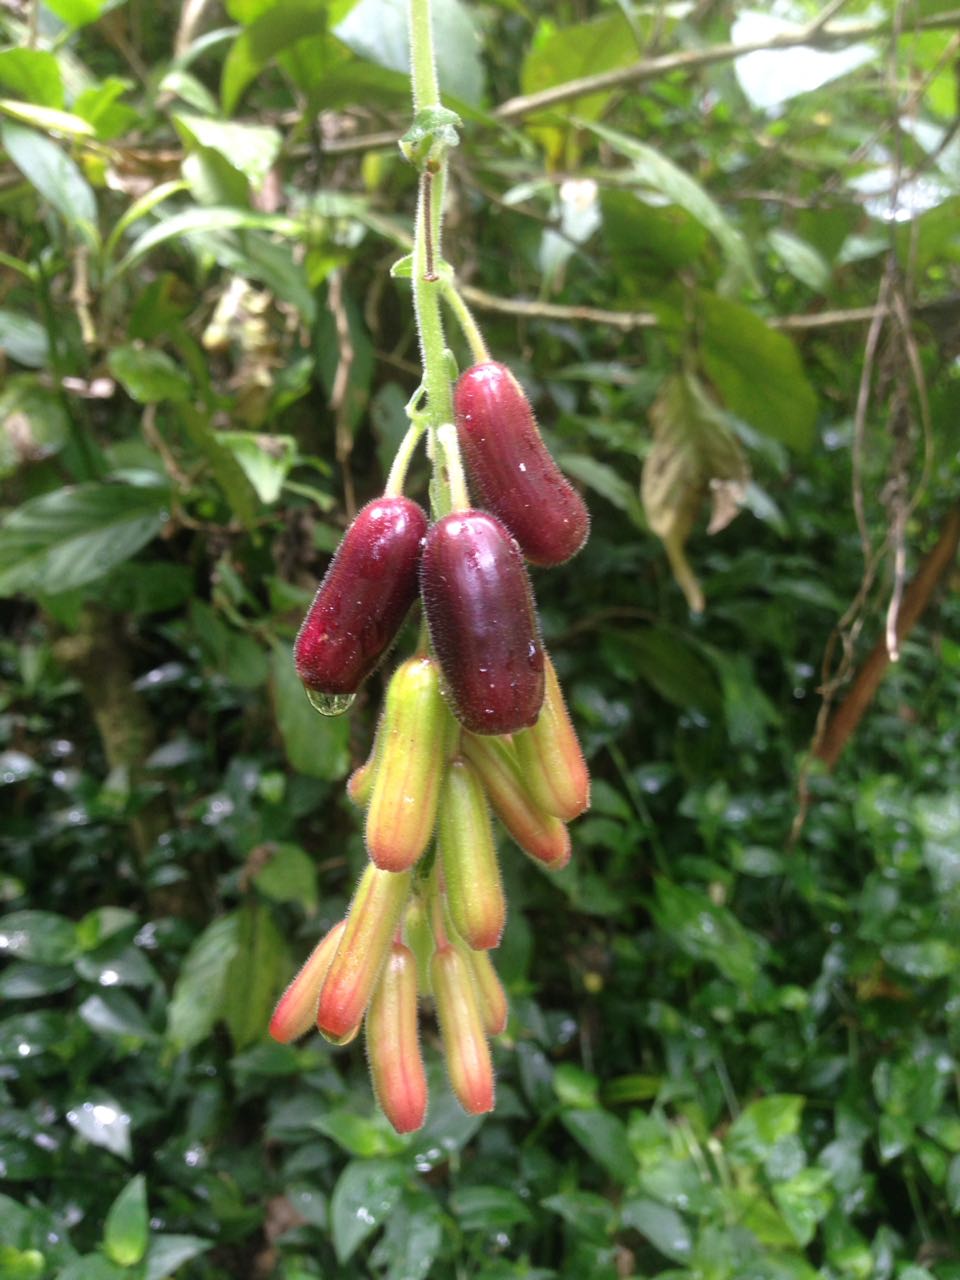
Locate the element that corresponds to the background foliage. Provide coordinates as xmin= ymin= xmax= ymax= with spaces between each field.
xmin=2 ymin=0 xmax=960 ymax=1276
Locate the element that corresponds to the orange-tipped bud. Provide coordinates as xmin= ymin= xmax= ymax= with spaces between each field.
xmin=462 ymin=733 xmax=572 ymax=870
xmin=365 ymin=658 xmax=451 ymax=871
xmin=403 ymin=896 xmax=434 ymax=997
xmin=316 ymin=864 xmax=412 ymax=1039
xmin=366 ymin=942 xmax=428 ymax=1134
xmin=513 ymin=654 xmax=590 ymax=821
xmin=438 ymin=758 xmax=505 ymax=950
xmin=464 ymin=946 xmax=508 ymax=1037
xmin=431 ymin=945 xmax=495 ymax=1115
xmin=269 ymin=920 xmax=346 ymax=1043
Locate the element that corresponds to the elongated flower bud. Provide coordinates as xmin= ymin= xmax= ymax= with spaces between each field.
xmin=463 ymin=945 xmax=508 ymax=1037
xmin=366 ymin=942 xmax=428 ymax=1134
xmin=316 ymin=864 xmax=412 ymax=1039
xmin=403 ymin=896 xmax=434 ymax=997
xmin=512 ymin=654 xmax=589 ymax=821
xmin=269 ymin=920 xmax=346 ymax=1043
xmin=365 ymin=657 xmax=451 ymax=872
xmin=462 ymin=733 xmax=572 ymax=870
xmin=439 ymin=758 xmax=505 ymax=950
xmin=431 ymin=944 xmax=495 ymax=1115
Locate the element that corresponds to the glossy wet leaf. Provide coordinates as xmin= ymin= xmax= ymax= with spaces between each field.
xmin=330 ymin=1158 xmax=406 ymax=1262
xmin=1 ymin=121 xmax=97 ymax=240
xmin=0 ymin=483 xmax=170 ymax=597
xmin=167 ymin=914 xmax=241 ymax=1052
xmin=65 ymin=1098 xmax=132 ymax=1160
xmin=0 ymin=912 xmax=79 ymax=964
xmin=103 ymin=1174 xmax=148 ymax=1265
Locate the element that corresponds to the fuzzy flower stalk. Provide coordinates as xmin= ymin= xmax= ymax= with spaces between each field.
xmin=269 ymin=0 xmax=591 ymax=1132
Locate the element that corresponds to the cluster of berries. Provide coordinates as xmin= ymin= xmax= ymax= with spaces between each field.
xmin=269 ymin=361 xmax=590 ymax=1132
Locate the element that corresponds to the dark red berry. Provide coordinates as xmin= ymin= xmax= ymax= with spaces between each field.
xmin=420 ymin=510 xmax=544 ymax=735
xmin=454 ymin=361 xmax=589 ymax=567
xmin=295 ymin=496 xmax=427 ymax=694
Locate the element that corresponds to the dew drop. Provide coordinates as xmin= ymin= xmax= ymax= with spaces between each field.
xmin=306 ymin=688 xmax=356 ymax=717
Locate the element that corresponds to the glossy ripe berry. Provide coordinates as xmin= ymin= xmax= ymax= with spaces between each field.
xmin=420 ymin=509 xmax=545 ymax=735
xmin=295 ymin=496 xmax=428 ymax=695
xmin=454 ymin=362 xmax=589 ymax=566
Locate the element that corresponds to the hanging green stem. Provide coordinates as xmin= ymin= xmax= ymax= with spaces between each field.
xmin=440 ymin=282 xmax=490 ymax=365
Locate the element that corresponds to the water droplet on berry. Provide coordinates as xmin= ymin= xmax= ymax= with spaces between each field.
xmin=306 ymin=689 xmax=356 ymax=716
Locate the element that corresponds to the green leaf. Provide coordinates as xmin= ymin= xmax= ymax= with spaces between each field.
xmin=0 ymin=310 xmax=49 ymax=368
xmin=43 ymin=0 xmax=108 ymax=26
xmin=0 ymin=482 xmax=170 ymax=598
xmin=542 ymin=1191 xmax=617 ymax=1240
xmin=368 ymin=1193 xmax=442 ymax=1280
xmin=221 ymin=6 xmax=350 ymax=114
xmin=0 ymin=50 xmax=63 ymax=108
xmin=103 ymin=1175 xmax=148 ymax=1266
xmin=111 ymin=207 xmax=299 ymax=279
xmin=173 ymin=113 xmax=282 ymax=186
xmin=621 ymin=1198 xmax=692 ymax=1263
xmin=652 ymin=880 xmax=761 ymax=988
xmin=728 ymin=1095 xmax=805 ymax=1162
xmin=253 ymin=843 xmax=319 ymax=910
xmin=521 ymin=12 xmax=641 ymax=126
xmin=642 ymin=371 xmax=750 ymax=613
xmin=103 ymin=180 xmax=189 ymax=263
xmin=881 ymin=939 xmax=959 ymax=979
xmin=561 ymin=1109 xmax=636 ymax=1182
xmin=330 ymin=1159 xmax=406 ymax=1262
xmin=335 ymin=0 xmax=485 ymax=106
xmin=582 ymin=119 xmax=757 ymax=292
xmin=270 ymin=643 xmax=350 ymax=781
xmin=0 ymin=377 xmax=69 ymax=476
xmin=1 ymin=121 xmax=96 ymax=243
xmin=607 ymin=627 xmax=721 ymax=713
xmin=553 ymin=1063 xmax=599 ymax=1109
xmin=177 ymin=411 xmax=260 ymax=530
xmin=79 ymin=992 xmax=156 ymax=1041
xmin=167 ymin=914 xmax=241 ymax=1052
xmin=142 ymin=1236 xmax=211 ymax=1280
xmin=0 ymin=101 xmax=94 ymax=137
xmin=73 ymin=76 xmax=137 ymax=139
xmin=558 ymin=453 xmax=645 ymax=526
xmin=698 ymin=293 xmax=817 ymax=449
xmin=58 ymin=1258 xmax=128 ymax=1280
xmin=218 ymin=432 xmax=298 ymax=503
xmin=0 ymin=962 xmax=76 ymax=998
xmin=108 ymin=345 xmax=192 ymax=404
xmin=311 ymin=1109 xmax=406 ymax=1158
xmin=0 ymin=1246 xmax=45 ymax=1279
xmin=0 ymin=911 xmax=79 ymax=963
xmin=222 ymin=901 xmax=287 ymax=1050
xmin=450 ymin=1186 xmax=535 ymax=1232
xmin=768 ymin=229 xmax=831 ymax=292
xmin=65 ymin=1098 xmax=132 ymax=1160
xmin=771 ymin=1168 xmax=833 ymax=1247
